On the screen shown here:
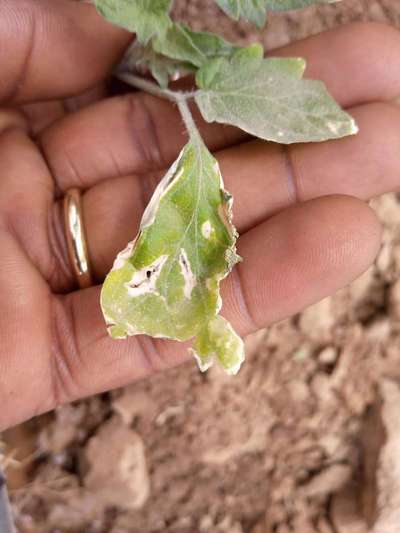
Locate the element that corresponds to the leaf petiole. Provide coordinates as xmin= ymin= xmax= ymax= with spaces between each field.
xmin=116 ymin=71 xmax=196 ymax=103
xmin=176 ymin=97 xmax=200 ymax=141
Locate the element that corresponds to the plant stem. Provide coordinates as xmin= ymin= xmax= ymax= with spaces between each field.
xmin=176 ymin=97 xmax=200 ymax=141
xmin=116 ymin=72 xmax=196 ymax=103
xmin=0 ymin=469 xmax=16 ymax=533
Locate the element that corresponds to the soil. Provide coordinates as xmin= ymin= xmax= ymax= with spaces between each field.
xmin=2 ymin=1 xmax=400 ymax=532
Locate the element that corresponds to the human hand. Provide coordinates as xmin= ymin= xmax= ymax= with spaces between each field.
xmin=1 ymin=0 xmax=400 ymax=430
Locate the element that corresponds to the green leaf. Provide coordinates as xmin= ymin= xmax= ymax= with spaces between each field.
xmin=119 ymin=41 xmax=187 ymax=88
xmin=101 ymin=134 xmax=244 ymax=375
xmin=139 ymin=49 xmax=185 ymax=88
xmin=216 ymin=0 xmax=338 ymax=27
xmin=195 ymin=48 xmax=358 ymax=144
xmin=153 ymin=23 xmax=238 ymax=69
xmin=192 ymin=315 xmax=245 ymax=374
xmin=266 ymin=0 xmax=338 ymax=10
xmin=95 ymin=0 xmax=172 ymax=44
xmin=119 ymin=23 xmax=238 ymax=88
xmin=216 ymin=0 xmax=269 ymax=27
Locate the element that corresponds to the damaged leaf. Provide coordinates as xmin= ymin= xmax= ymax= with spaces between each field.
xmin=192 ymin=315 xmax=245 ymax=375
xmin=101 ymin=133 xmax=244 ymax=375
xmin=97 ymin=0 xmax=358 ymax=377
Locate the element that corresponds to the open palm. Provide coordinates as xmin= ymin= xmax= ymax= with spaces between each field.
xmin=1 ymin=0 xmax=400 ymax=430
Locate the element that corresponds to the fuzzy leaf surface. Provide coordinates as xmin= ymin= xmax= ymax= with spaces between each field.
xmin=216 ymin=0 xmax=338 ymax=27
xmin=215 ymin=0 xmax=269 ymax=26
xmin=192 ymin=315 xmax=245 ymax=374
xmin=153 ymin=23 xmax=238 ymax=69
xmin=267 ymin=0 xmax=337 ymax=9
xmin=101 ymin=135 xmax=244 ymax=374
xmin=195 ymin=47 xmax=358 ymax=144
xmin=95 ymin=0 xmax=172 ymax=44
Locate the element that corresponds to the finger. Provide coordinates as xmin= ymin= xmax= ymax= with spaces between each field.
xmin=0 ymin=0 xmax=130 ymax=103
xmin=0 ymin=118 xmax=60 ymax=430
xmin=83 ymin=101 xmax=399 ymax=280
xmin=0 ymin=226 xmax=53 ymax=431
xmin=22 ymin=84 xmax=108 ymax=136
xmin=222 ymin=195 xmax=381 ymax=333
xmin=49 ymin=195 xmax=381 ymax=405
xmin=0 ymin=116 xmax=74 ymax=291
xmin=22 ymin=100 xmax=66 ymax=136
xmin=41 ymin=21 xmax=400 ymax=190
xmin=0 ymin=125 xmax=54 ymax=276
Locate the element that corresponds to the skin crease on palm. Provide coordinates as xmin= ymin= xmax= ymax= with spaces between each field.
xmin=1 ymin=0 xmax=400 ymax=431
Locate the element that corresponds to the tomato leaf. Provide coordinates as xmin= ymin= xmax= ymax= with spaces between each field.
xmin=153 ymin=23 xmax=238 ymax=69
xmin=216 ymin=0 xmax=339 ymax=27
xmin=95 ymin=0 xmax=172 ymax=44
xmin=195 ymin=47 xmax=358 ymax=144
xmin=101 ymin=133 xmax=244 ymax=375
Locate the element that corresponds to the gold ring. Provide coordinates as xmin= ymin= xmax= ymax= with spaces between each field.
xmin=63 ymin=188 xmax=93 ymax=289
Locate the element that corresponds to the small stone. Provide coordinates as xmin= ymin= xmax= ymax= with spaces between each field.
xmin=301 ymin=464 xmax=352 ymax=497
xmin=318 ymin=347 xmax=338 ymax=366
xmin=112 ymin=387 xmax=157 ymax=425
xmin=299 ymin=298 xmax=335 ymax=342
xmin=84 ymin=416 xmax=150 ymax=511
